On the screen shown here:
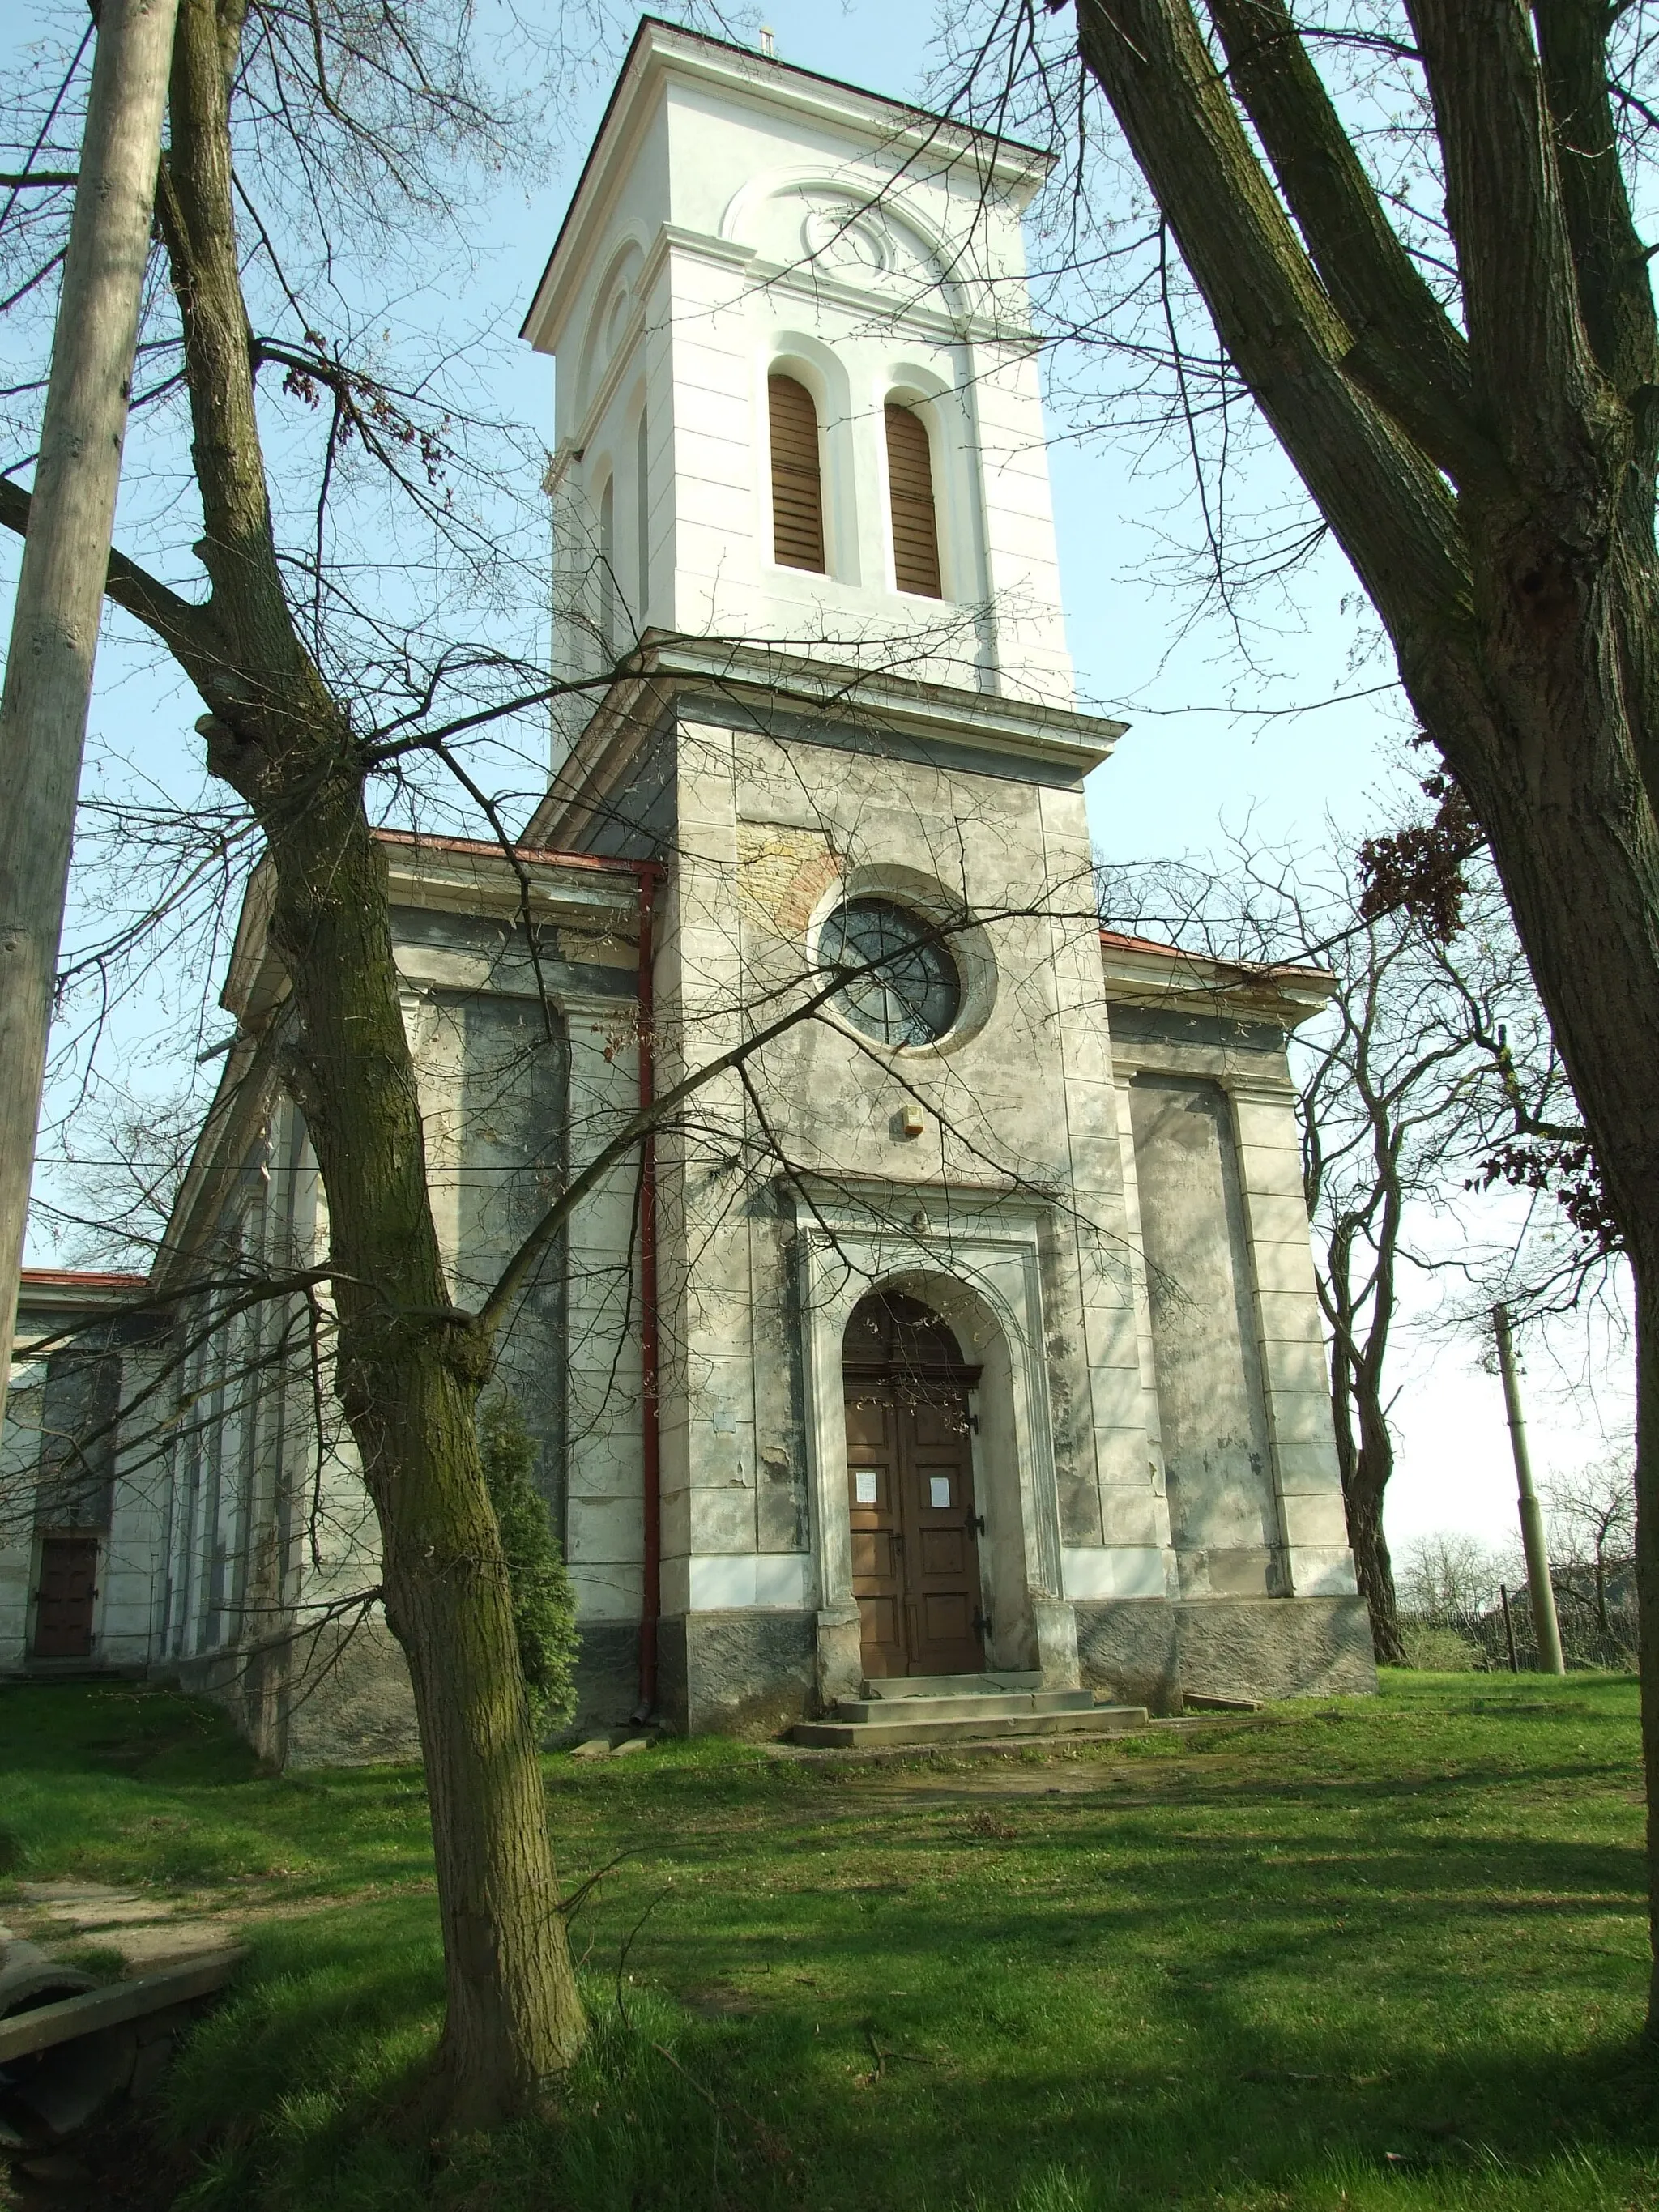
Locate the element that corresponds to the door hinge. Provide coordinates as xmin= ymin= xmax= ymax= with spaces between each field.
xmin=968 ymin=1513 xmax=985 ymax=1536
xmin=972 ymin=1609 xmax=993 ymax=1643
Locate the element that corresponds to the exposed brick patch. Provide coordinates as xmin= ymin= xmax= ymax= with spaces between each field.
xmin=735 ymin=825 xmax=842 ymax=936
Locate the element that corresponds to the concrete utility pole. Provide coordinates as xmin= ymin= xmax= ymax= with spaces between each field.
xmin=0 ymin=0 xmax=180 ymax=1421
xmin=1492 ymin=1302 xmax=1566 ymax=1675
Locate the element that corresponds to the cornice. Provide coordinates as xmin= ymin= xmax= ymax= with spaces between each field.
xmin=1100 ymin=933 xmax=1333 ymax=1033
xmin=521 ymin=19 xmax=1051 ymax=352
xmin=528 ymin=637 xmax=1123 ymax=851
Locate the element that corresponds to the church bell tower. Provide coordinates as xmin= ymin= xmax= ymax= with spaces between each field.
xmin=515 ymin=23 xmax=1371 ymax=1734
xmin=520 ymin=17 xmax=1077 ymax=765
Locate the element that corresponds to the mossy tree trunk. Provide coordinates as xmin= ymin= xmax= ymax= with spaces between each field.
xmin=1073 ymin=0 xmax=1659 ymax=2027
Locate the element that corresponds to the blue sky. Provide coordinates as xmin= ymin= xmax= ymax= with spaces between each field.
xmin=2 ymin=2 xmax=1634 ymax=1557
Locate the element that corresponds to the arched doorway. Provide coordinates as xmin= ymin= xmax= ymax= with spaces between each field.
xmin=842 ymin=1292 xmax=986 ymax=1678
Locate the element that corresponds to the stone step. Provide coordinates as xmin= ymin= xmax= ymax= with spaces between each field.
xmin=789 ymin=1704 xmax=1149 ymax=1750
xmin=859 ymin=1671 xmax=1042 ymax=1700
xmin=832 ymin=1689 xmax=1094 ymax=1725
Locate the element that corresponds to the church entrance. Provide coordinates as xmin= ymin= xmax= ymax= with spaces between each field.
xmin=842 ymin=1293 xmax=985 ymax=1679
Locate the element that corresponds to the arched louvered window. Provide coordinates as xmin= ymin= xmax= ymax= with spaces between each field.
xmin=885 ymin=403 xmax=942 ymax=599
xmin=768 ymin=373 xmax=825 ymax=573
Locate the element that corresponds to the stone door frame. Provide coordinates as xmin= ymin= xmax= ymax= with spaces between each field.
xmin=790 ymin=1183 xmax=1078 ymax=1708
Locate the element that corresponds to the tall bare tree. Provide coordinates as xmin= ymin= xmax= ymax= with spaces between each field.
xmin=1550 ymin=1454 xmax=1637 ymax=1644
xmin=949 ymin=0 xmax=1659 ymax=2027
xmin=0 ymin=0 xmax=664 ymax=2128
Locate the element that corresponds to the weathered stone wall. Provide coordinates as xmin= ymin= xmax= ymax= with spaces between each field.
xmin=172 ymin=1613 xmax=420 ymax=1770
xmin=1075 ymin=1593 xmax=1375 ymax=1711
xmin=1127 ymin=1074 xmax=1283 ymax=1598
xmin=645 ymin=697 xmax=1162 ymax=1712
xmin=657 ymin=1608 xmax=817 ymax=1737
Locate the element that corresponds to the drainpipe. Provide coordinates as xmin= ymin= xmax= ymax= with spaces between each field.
xmin=633 ymin=863 xmax=662 ymax=1719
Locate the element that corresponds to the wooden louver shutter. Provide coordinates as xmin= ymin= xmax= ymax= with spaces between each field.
xmin=885 ymin=403 xmax=942 ymax=599
xmin=769 ymin=374 xmax=825 ymax=572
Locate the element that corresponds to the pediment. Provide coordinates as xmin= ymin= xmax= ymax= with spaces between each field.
xmin=725 ymin=176 xmax=954 ymax=306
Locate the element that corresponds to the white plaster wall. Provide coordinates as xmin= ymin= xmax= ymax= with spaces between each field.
xmin=537 ymin=36 xmax=1074 ymax=722
xmin=561 ymin=995 xmax=648 ymax=1625
xmin=3 ymin=1328 xmax=175 ymax=1673
xmin=1108 ymin=1029 xmax=1357 ymax=1606
xmin=1224 ymin=1076 xmax=1358 ymax=1597
xmin=98 ymin=1349 xmax=168 ymax=1665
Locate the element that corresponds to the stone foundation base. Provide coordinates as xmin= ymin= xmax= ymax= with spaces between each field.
xmin=1074 ymin=1595 xmax=1182 ymax=1713
xmin=1177 ymin=1594 xmax=1377 ymax=1702
xmin=163 ymin=1592 xmax=1376 ymax=1763
xmin=657 ymin=1608 xmax=816 ymax=1736
xmin=172 ymin=1612 xmax=420 ymax=1770
xmin=568 ymin=1620 xmax=646 ymax=1735
xmin=1075 ymin=1593 xmax=1377 ymax=1711
xmin=171 ymin=1615 xmax=661 ymax=1768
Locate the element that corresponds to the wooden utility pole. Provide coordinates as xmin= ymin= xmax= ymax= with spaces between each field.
xmin=0 ymin=0 xmax=180 ymax=1420
xmin=1492 ymin=1303 xmax=1566 ymax=1675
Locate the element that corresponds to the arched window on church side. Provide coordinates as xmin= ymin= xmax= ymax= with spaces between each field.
xmin=768 ymin=373 xmax=825 ymax=572
xmin=598 ymin=472 xmax=616 ymax=660
xmin=635 ymin=408 xmax=650 ymax=620
xmin=885 ymin=402 xmax=943 ymax=599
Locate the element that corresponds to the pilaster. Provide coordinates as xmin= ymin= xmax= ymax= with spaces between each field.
xmin=1220 ymin=1071 xmax=1357 ymax=1598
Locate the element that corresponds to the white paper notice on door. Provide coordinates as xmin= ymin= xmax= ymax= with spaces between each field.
xmin=854 ymin=1469 xmax=879 ymax=1505
xmin=929 ymin=1476 xmax=952 ymax=1508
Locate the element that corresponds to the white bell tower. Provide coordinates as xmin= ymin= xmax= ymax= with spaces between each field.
xmin=520 ymin=21 xmax=1076 ymax=745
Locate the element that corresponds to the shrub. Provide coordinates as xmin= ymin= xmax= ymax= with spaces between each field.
xmin=1397 ymin=1620 xmax=1481 ymax=1672
xmin=478 ymin=1392 xmax=579 ymax=1735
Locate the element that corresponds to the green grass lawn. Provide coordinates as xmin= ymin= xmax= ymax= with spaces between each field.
xmin=2 ymin=1673 xmax=1656 ymax=2211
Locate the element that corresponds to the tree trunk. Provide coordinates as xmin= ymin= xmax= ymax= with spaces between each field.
xmin=262 ymin=778 xmax=586 ymax=2126
xmin=1325 ymin=1274 xmax=1403 ymax=1662
xmin=0 ymin=0 xmax=181 ymax=1423
xmin=148 ymin=0 xmax=585 ymax=2124
xmin=1316 ymin=1166 xmax=1405 ymax=1664
xmin=1073 ymin=0 xmax=1659 ymax=2031
xmin=1345 ymin=1376 xmax=1405 ymax=1666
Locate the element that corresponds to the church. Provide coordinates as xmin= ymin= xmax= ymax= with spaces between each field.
xmin=0 ymin=21 xmax=1374 ymax=1762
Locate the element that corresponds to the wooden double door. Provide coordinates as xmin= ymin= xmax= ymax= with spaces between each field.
xmin=32 ymin=1536 xmax=99 ymax=1659
xmin=845 ymin=1372 xmax=985 ymax=1679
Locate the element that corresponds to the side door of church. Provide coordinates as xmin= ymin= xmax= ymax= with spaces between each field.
xmin=32 ymin=1536 xmax=99 ymax=1659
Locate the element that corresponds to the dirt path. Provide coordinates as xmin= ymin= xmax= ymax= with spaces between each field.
xmin=1 ymin=1877 xmax=429 ymax=1975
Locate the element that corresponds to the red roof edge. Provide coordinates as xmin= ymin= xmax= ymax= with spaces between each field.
xmin=1099 ymin=927 xmax=1331 ymax=983
xmin=372 ymin=826 xmax=658 ymax=878
xmin=19 ymin=1268 xmax=148 ymax=1292
xmin=1099 ymin=926 xmax=1194 ymax=961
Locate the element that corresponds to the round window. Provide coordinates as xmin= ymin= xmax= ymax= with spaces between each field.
xmin=819 ymin=896 xmax=962 ymax=1047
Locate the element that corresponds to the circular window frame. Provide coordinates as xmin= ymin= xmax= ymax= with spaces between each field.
xmin=807 ymin=866 xmax=997 ymax=1059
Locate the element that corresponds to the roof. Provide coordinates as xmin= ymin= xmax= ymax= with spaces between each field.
xmin=371 ymin=827 xmax=652 ymax=876
xmin=1099 ymin=926 xmax=1333 ymax=987
xmin=521 ymin=15 xmax=1051 ymax=343
xmin=19 ymin=1269 xmax=148 ymax=1293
